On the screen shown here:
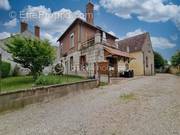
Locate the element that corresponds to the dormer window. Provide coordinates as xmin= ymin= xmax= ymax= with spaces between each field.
xmin=70 ymin=33 xmax=74 ymax=48
xmin=102 ymin=32 xmax=106 ymax=41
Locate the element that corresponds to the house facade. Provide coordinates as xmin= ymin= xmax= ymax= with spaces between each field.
xmin=58 ymin=2 xmax=132 ymax=77
xmin=118 ymin=33 xmax=155 ymax=76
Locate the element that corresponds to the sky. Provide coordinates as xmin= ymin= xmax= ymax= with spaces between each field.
xmin=0 ymin=0 xmax=179 ymax=60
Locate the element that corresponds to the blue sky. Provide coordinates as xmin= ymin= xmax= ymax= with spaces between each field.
xmin=0 ymin=0 xmax=179 ymax=60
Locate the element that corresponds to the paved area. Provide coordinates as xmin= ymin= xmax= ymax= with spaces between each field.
xmin=0 ymin=74 xmax=180 ymax=135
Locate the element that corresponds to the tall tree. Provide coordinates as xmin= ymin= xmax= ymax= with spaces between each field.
xmin=171 ymin=50 xmax=180 ymax=67
xmin=154 ymin=51 xmax=165 ymax=69
xmin=6 ymin=36 xmax=55 ymax=79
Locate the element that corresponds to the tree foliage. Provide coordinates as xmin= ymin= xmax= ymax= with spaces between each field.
xmin=154 ymin=51 xmax=165 ymax=69
xmin=0 ymin=61 xmax=11 ymax=78
xmin=171 ymin=50 xmax=180 ymax=67
xmin=6 ymin=36 xmax=55 ymax=79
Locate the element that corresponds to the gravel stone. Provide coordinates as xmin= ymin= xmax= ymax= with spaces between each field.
xmin=0 ymin=74 xmax=179 ymax=135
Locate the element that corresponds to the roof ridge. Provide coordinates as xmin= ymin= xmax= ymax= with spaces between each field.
xmin=119 ymin=32 xmax=149 ymax=42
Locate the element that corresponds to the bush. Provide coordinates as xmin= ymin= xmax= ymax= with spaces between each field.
xmin=0 ymin=61 xmax=11 ymax=78
xmin=35 ymin=75 xmax=62 ymax=86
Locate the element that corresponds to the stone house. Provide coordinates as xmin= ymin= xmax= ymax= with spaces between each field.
xmin=57 ymin=1 xmax=133 ymax=77
xmin=118 ymin=33 xmax=154 ymax=76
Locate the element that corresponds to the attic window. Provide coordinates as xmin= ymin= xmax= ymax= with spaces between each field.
xmin=102 ymin=32 xmax=106 ymax=41
xmin=70 ymin=33 xmax=74 ymax=48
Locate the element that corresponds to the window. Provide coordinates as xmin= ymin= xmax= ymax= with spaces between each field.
xmin=102 ymin=32 xmax=106 ymax=42
xmin=60 ymin=43 xmax=63 ymax=56
xmin=126 ymin=46 xmax=129 ymax=52
xmin=70 ymin=33 xmax=74 ymax=48
xmin=146 ymin=56 xmax=148 ymax=68
xmin=80 ymin=55 xmax=86 ymax=71
xmin=70 ymin=56 xmax=73 ymax=71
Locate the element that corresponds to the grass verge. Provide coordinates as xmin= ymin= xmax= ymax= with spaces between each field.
xmin=0 ymin=75 xmax=85 ymax=93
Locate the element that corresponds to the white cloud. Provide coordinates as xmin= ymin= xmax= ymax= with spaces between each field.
xmin=42 ymin=32 xmax=58 ymax=46
xmin=108 ymin=31 xmax=116 ymax=36
xmin=94 ymin=4 xmax=100 ymax=11
xmin=22 ymin=5 xmax=85 ymax=35
xmin=151 ymin=37 xmax=176 ymax=49
xmin=125 ymin=29 xmax=145 ymax=37
xmin=0 ymin=0 xmax=10 ymax=10
xmin=99 ymin=0 xmax=180 ymax=29
xmin=4 ymin=18 xmax=17 ymax=28
xmin=119 ymin=28 xmax=145 ymax=39
xmin=21 ymin=5 xmax=85 ymax=45
xmin=0 ymin=32 xmax=10 ymax=39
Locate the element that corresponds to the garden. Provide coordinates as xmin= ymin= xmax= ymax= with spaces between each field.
xmin=0 ymin=36 xmax=85 ymax=93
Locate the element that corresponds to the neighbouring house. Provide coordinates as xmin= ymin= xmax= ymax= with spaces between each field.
xmin=169 ymin=66 xmax=180 ymax=74
xmin=0 ymin=22 xmax=40 ymax=75
xmin=57 ymin=1 xmax=133 ymax=77
xmin=118 ymin=33 xmax=154 ymax=76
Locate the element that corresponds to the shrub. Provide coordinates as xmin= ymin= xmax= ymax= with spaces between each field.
xmin=0 ymin=61 xmax=11 ymax=78
xmin=35 ymin=75 xmax=62 ymax=86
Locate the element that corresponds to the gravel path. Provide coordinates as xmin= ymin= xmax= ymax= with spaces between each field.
xmin=0 ymin=74 xmax=180 ymax=135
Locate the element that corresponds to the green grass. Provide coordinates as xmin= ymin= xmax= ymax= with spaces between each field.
xmin=0 ymin=75 xmax=85 ymax=93
xmin=120 ymin=93 xmax=136 ymax=102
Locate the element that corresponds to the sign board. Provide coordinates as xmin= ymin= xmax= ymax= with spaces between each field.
xmin=98 ymin=62 xmax=109 ymax=75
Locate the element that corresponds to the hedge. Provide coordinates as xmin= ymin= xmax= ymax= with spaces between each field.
xmin=0 ymin=61 xmax=11 ymax=78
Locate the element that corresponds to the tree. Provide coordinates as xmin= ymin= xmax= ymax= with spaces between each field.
xmin=154 ymin=51 xmax=165 ymax=69
xmin=171 ymin=50 xmax=180 ymax=67
xmin=6 ymin=36 xmax=55 ymax=79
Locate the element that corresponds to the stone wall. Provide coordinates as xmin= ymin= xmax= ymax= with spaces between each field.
xmin=60 ymin=43 xmax=105 ymax=77
xmin=0 ymin=79 xmax=97 ymax=113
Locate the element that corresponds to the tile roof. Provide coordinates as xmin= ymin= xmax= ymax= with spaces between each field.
xmin=118 ymin=32 xmax=149 ymax=52
xmin=57 ymin=18 xmax=118 ymax=42
xmin=104 ymin=46 xmax=133 ymax=58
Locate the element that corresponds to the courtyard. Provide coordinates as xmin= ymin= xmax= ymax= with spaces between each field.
xmin=0 ymin=74 xmax=179 ymax=135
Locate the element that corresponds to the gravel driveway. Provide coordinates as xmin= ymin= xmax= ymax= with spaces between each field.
xmin=0 ymin=74 xmax=180 ymax=135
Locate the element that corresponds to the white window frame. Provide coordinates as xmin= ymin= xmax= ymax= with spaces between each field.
xmin=70 ymin=33 xmax=74 ymax=48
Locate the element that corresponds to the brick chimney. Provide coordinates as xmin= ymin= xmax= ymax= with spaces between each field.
xmin=86 ymin=1 xmax=94 ymax=25
xmin=34 ymin=25 xmax=40 ymax=38
xmin=20 ymin=22 xmax=28 ymax=33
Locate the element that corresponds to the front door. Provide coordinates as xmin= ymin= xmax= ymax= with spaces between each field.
xmin=107 ymin=57 xmax=118 ymax=77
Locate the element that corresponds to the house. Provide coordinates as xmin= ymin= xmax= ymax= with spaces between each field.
xmin=118 ymin=33 xmax=154 ymax=76
xmin=0 ymin=22 xmax=40 ymax=75
xmin=57 ymin=1 xmax=133 ymax=77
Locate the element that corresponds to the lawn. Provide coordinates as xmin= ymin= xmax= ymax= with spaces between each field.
xmin=0 ymin=75 xmax=85 ymax=93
